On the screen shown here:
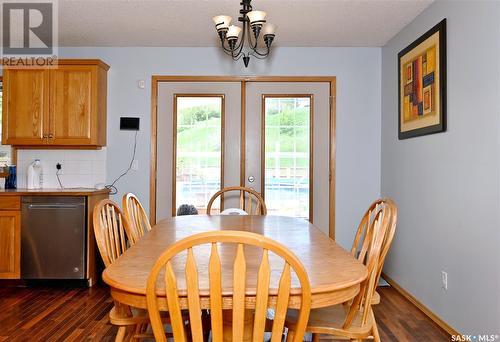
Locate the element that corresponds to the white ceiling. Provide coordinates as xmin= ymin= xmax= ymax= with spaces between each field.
xmin=58 ymin=0 xmax=433 ymax=47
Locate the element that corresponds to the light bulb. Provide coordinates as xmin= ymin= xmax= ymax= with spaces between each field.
xmin=247 ymin=10 xmax=267 ymax=26
xmin=212 ymin=15 xmax=232 ymax=31
xmin=262 ymin=23 xmax=276 ymax=36
xmin=227 ymin=25 xmax=242 ymax=39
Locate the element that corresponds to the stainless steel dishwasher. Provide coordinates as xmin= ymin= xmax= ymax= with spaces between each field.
xmin=21 ymin=196 xmax=86 ymax=279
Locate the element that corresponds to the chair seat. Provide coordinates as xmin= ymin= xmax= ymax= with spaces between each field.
xmin=372 ymin=290 xmax=380 ymax=305
xmin=286 ymin=304 xmax=374 ymax=338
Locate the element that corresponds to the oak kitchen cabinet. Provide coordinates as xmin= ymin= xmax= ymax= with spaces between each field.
xmin=0 ymin=197 xmax=21 ymax=279
xmin=1 ymin=59 xmax=109 ymax=148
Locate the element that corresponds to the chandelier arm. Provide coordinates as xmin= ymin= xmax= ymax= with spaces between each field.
xmin=230 ymin=43 xmax=245 ymax=60
xmin=249 ymin=45 xmax=270 ymax=57
xmin=220 ymin=38 xmax=244 ymax=60
xmin=223 ymin=49 xmax=234 ymax=57
xmin=233 ymin=22 xmax=247 ymax=55
xmin=220 ymin=40 xmax=235 ymax=54
xmin=249 ymin=50 xmax=269 ymax=59
xmin=232 ymin=53 xmax=244 ymax=61
xmin=246 ymin=23 xmax=259 ymax=50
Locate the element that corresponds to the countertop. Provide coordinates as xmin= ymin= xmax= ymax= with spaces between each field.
xmin=0 ymin=188 xmax=110 ymax=196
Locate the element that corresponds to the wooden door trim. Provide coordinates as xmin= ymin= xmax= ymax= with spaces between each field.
xmin=329 ymin=81 xmax=336 ymax=240
xmin=150 ymin=76 xmax=336 ymax=240
xmin=260 ymin=94 xmax=314 ymax=223
xmin=240 ymin=81 xmax=246 ymax=188
xmin=171 ymin=94 xmax=225 ymax=217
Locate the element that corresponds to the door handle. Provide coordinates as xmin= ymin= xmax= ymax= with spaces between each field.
xmin=27 ymin=204 xmax=80 ymax=210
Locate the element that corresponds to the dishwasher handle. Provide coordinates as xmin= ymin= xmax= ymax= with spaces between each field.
xmin=26 ymin=204 xmax=83 ymax=210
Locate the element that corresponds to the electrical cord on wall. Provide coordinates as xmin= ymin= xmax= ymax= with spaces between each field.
xmin=56 ymin=169 xmax=64 ymax=189
xmin=105 ymin=130 xmax=138 ymax=195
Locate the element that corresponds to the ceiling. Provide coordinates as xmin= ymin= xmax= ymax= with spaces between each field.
xmin=58 ymin=0 xmax=433 ymax=47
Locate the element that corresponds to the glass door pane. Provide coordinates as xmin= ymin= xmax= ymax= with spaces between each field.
xmin=174 ymin=95 xmax=224 ymax=215
xmin=262 ymin=96 xmax=312 ymax=220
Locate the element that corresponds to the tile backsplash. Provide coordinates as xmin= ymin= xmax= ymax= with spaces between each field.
xmin=16 ymin=149 xmax=107 ymax=189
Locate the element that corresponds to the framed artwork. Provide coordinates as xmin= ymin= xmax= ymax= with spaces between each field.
xmin=398 ymin=19 xmax=446 ymax=139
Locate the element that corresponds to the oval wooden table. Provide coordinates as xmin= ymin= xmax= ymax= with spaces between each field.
xmin=103 ymin=215 xmax=367 ymax=340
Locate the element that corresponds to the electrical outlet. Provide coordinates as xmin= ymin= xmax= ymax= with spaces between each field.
xmin=132 ymin=159 xmax=139 ymax=171
xmin=441 ymin=271 xmax=448 ymax=291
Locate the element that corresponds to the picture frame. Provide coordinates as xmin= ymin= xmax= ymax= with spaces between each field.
xmin=398 ymin=19 xmax=446 ymax=139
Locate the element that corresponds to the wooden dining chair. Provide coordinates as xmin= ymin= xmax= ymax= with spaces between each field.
xmin=93 ymin=199 xmax=150 ymax=342
xmin=123 ymin=193 xmax=152 ymax=245
xmin=93 ymin=199 xmax=135 ymax=267
xmin=146 ymin=230 xmax=311 ymax=342
xmin=285 ymin=204 xmax=391 ymax=342
xmin=374 ymin=199 xmax=397 ymax=292
xmin=351 ymin=199 xmax=398 ymax=305
xmin=207 ymin=186 xmax=267 ymax=215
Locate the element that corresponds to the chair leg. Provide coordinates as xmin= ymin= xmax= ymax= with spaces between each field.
xmin=286 ymin=329 xmax=295 ymax=342
xmin=130 ymin=323 xmax=143 ymax=342
xmin=124 ymin=326 xmax=137 ymax=342
xmin=115 ymin=327 xmax=127 ymax=342
xmin=371 ymin=309 xmax=381 ymax=342
xmin=372 ymin=322 xmax=381 ymax=342
xmin=312 ymin=333 xmax=320 ymax=342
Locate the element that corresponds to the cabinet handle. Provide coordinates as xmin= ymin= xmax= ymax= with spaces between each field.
xmin=48 ymin=134 xmax=54 ymax=139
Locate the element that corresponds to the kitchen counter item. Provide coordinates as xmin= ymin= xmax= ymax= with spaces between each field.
xmin=27 ymin=160 xmax=43 ymax=189
xmin=5 ymin=166 xmax=16 ymax=189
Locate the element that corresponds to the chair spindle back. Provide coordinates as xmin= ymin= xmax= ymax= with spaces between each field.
xmin=146 ymin=230 xmax=311 ymax=342
xmin=207 ymin=186 xmax=267 ymax=215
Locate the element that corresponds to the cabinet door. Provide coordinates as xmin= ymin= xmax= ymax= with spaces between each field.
xmin=49 ymin=66 xmax=95 ymax=145
xmin=2 ymin=69 xmax=50 ymax=145
xmin=0 ymin=211 xmax=21 ymax=279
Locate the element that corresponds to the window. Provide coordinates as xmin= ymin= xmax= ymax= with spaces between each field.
xmin=262 ymin=96 xmax=312 ymax=219
xmin=173 ymin=95 xmax=224 ymax=215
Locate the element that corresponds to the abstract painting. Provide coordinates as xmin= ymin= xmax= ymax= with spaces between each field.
xmin=398 ymin=19 xmax=446 ymax=139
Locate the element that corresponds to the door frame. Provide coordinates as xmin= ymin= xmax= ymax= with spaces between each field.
xmin=150 ymin=76 xmax=337 ymax=239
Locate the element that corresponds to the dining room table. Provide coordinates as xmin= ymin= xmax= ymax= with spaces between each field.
xmin=102 ymin=214 xmax=367 ymax=341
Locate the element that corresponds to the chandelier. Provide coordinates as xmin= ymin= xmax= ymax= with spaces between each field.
xmin=212 ymin=0 xmax=276 ymax=68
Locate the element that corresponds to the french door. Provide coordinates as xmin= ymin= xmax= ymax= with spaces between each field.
xmin=154 ymin=78 xmax=334 ymax=236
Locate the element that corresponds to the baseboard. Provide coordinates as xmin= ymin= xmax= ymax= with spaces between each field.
xmin=381 ymin=272 xmax=460 ymax=337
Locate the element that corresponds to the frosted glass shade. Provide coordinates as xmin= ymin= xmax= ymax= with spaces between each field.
xmin=212 ymin=15 xmax=232 ymax=30
xmin=227 ymin=25 xmax=242 ymax=39
xmin=262 ymin=23 xmax=276 ymax=36
xmin=247 ymin=10 xmax=267 ymax=26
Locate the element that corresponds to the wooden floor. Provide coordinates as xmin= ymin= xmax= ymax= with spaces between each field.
xmin=0 ymin=283 xmax=450 ymax=341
